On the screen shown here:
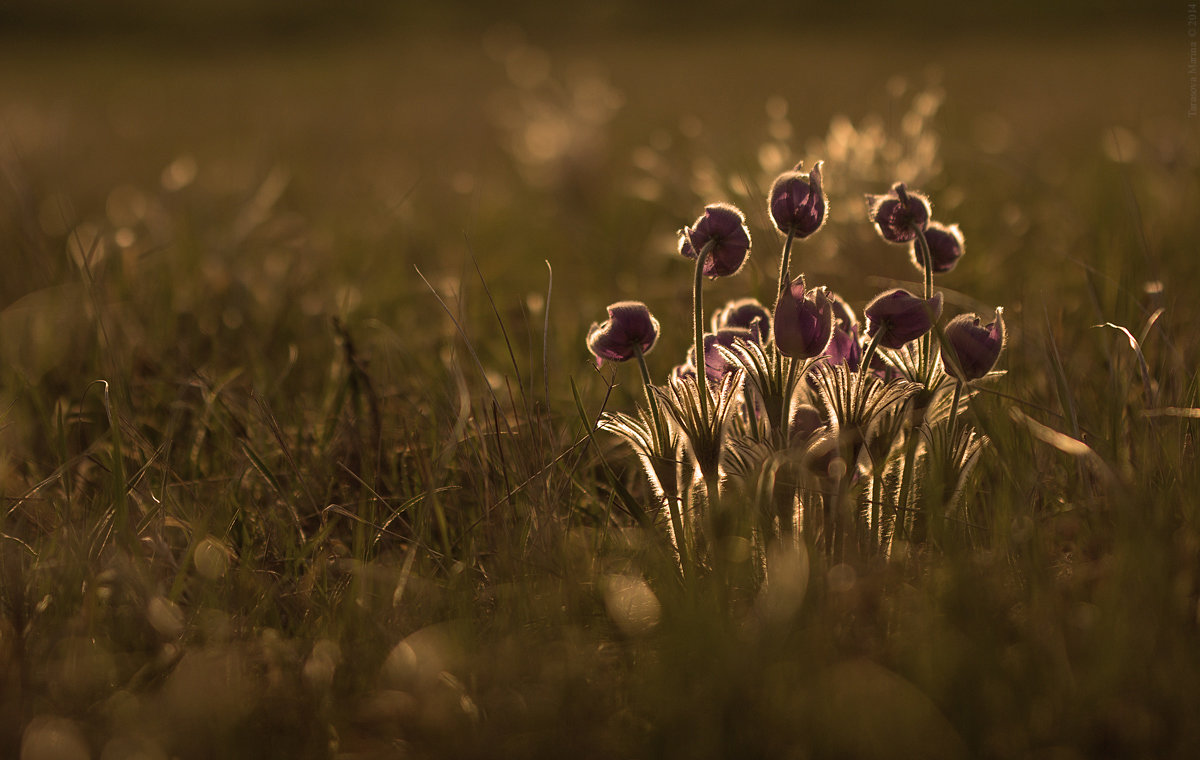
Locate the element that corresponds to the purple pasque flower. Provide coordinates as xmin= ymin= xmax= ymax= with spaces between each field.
xmin=768 ymin=161 xmax=827 ymax=238
xmin=910 ymin=221 xmax=965 ymax=274
xmin=824 ymin=292 xmax=863 ymax=370
xmin=772 ymin=275 xmax=834 ymax=359
xmin=711 ymin=297 xmax=771 ymax=343
xmin=863 ymin=288 xmax=943 ymax=349
xmin=678 ymin=203 xmax=752 ymax=278
xmin=866 ymin=182 xmax=931 ymax=244
xmin=691 ymin=327 xmax=753 ymax=386
xmin=826 ymin=325 xmax=862 ymax=370
xmin=586 ymin=301 xmax=660 ymax=367
xmin=828 ymin=290 xmax=855 ymax=331
xmin=941 ymin=308 xmax=1005 ymax=381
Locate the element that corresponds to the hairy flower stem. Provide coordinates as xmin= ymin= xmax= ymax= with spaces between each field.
xmin=947 ymin=380 xmax=964 ymax=442
xmin=871 ymin=466 xmax=885 ymax=553
xmin=773 ymin=460 xmax=797 ymax=539
xmin=913 ymin=226 xmax=935 ymax=302
xmin=634 ymin=346 xmax=664 ymax=445
xmin=745 ymin=386 xmax=762 ymax=440
xmin=771 ymin=229 xmax=798 ymax=446
xmin=692 ymin=239 xmax=718 ymax=423
xmin=832 ymin=465 xmax=848 ymax=561
xmin=928 ymin=379 xmax=969 ymax=533
xmin=896 ymin=427 xmax=920 ymax=540
xmin=770 ymin=352 xmax=803 ymax=534
xmin=777 ymin=229 xmax=796 ymax=296
xmin=779 ymin=356 xmax=798 ymax=447
xmin=668 ymin=494 xmax=692 ymax=577
xmin=834 ymin=424 xmax=868 ymax=562
xmin=685 ymin=237 xmax=726 ymax=562
xmin=913 ymin=226 xmax=937 ymax=376
xmin=856 ymin=330 xmax=885 ymax=403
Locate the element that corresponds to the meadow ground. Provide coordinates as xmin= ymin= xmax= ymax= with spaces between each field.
xmin=1 ymin=18 xmax=1199 ymax=759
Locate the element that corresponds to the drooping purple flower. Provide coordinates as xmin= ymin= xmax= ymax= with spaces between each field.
xmin=866 ymin=182 xmax=931 ymax=244
xmin=586 ymin=301 xmax=660 ymax=367
xmin=828 ymin=290 xmax=855 ymax=330
xmin=711 ymin=297 xmax=771 ymax=343
xmin=863 ymin=288 xmax=943 ymax=349
xmin=702 ymin=328 xmax=754 ymax=386
xmin=768 ymin=161 xmax=827 ymax=238
xmin=678 ymin=203 xmax=752 ymax=278
xmin=821 ymin=291 xmax=862 ymax=369
xmin=772 ymin=276 xmax=834 ymax=359
xmin=825 ymin=325 xmax=862 ymax=370
xmin=910 ymin=221 xmax=965 ymax=274
xmin=941 ymin=308 xmax=1005 ymax=381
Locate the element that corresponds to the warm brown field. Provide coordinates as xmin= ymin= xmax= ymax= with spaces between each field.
xmin=2 ymin=18 xmax=1198 ymax=759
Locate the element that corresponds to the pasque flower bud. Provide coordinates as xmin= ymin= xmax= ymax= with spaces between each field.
xmin=773 ymin=276 xmax=834 ymax=359
xmin=678 ymin=203 xmax=752 ymax=278
xmin=863 ymin=288 xmax=943 ymax=349
xmin=867 ymin=182 xmax=931 ymax=244
xmin=910 ymin=221 xmax=965 ymax=274
xmin=711 ymin=297 xmax=771 ymax=343
xmin=768 ymin=161 xmax=827 ymax=239
xmin=699 ymin=327 xmax=753 ymax=385
xmin=823 ymin=291 xmax=862 ymax=369
xmin=586 ymin=301 xmax=660 ymax=366
xmin=941 ymin=308 xmax=1005 ymax=381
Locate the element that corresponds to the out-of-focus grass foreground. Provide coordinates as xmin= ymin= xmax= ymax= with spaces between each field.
xmin=1 ymin=5 xmax=1198 ymax=759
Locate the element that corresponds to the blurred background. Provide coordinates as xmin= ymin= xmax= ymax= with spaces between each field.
xmin=0 ymin=0 xmax=1177 ymax=39
xmin=0 ymin=1 xmax=1191 ymax=393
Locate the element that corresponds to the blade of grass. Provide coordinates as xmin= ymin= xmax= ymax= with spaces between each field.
xmin=415 ymin=265 xmax=503 ymax=414
xmin=570 ymin=376 xmax=650 ymax=529
xmin=88 ymin=380 xmax=131 ymax=546
xmin=237 ymin=438 xmax=306 ymax=544
xmin=1094 ymin=321 xmax=1155 ymax=407
xmin=251 ymin=390 xmax=318 ymax=532
xmin=466 ymin=247 xmax=529 ymax=421
xmin=1043 ymin=308 xmax=1080 ymax=438
xmin=542 ymin=260 xmax=553 ymax=410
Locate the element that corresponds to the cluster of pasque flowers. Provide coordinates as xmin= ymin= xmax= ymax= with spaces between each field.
xmin=587 ymin=162 xmax=1004 ymax=566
